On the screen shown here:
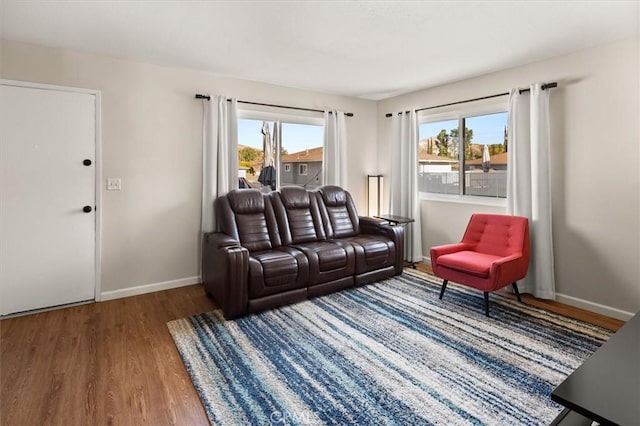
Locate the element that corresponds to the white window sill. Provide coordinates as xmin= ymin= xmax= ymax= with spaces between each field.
xmin=419 ymin=192 xmax=507 ymax=208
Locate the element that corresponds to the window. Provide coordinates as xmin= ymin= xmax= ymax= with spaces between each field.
xmin=280 ymin=123 xmax=323 ymax=189
xmin=418 ymin=108 xmax=508 ymax=199
xmin=237 ymin=117 xmax=323 ymax=191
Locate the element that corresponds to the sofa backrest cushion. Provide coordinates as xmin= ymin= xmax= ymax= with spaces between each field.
xmin=228 ymin=189 xmax=264 ymax=214
xmin=217 ymin=189 xmax=281 ymax=252
xmin=279 ymin=186 xmax=311 ymax=209
xmin=317 ymin=186 xmax=359 ymax=238
xmin=272 ymin=186 xmax=326 ymax=244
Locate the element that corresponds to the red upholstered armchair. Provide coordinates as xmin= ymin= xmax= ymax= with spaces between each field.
xmin=430 ymin=213 xmax=530 ymax=316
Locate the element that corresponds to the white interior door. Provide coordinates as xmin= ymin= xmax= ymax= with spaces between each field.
xmin=0 ymin=83 xmax=97 ymax=315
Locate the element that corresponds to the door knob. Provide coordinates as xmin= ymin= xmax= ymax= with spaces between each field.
xmin=83 ymin=206 xmax=93 ymax=213
xmin=83 ymin=159 xmax=92 ymax=166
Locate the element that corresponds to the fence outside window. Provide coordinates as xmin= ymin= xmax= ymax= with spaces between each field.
xmin=419 ymin=171 xmax=507 ymax=198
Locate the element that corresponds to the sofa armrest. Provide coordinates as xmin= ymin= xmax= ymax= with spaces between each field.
xmin=359 ymin=216 xmax=405 ymax=274
xmin=358 ymin=216 xmax=389 ymax=229
xmin=202 ymin=232 xmax=249 ymax=320
xmin=205 ymin=232 xmax=241 ymax=248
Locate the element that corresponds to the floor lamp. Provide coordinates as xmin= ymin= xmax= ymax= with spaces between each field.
xmin=367 ymin=175 xmax=383 ymax=217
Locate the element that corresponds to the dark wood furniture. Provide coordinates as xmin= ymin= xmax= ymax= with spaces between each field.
xmin=550 ymin=311 xmax=640 ymax=425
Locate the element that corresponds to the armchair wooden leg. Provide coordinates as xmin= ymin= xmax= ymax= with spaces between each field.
xmin=511 ymin=283 xmax=522 ymax=303
xmin=439 ymin=280 xmax=448 ymax=300
xmin=484 ymin=292 xmax=490 ymax=317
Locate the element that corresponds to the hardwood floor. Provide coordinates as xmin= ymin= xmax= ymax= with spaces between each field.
xmin=1 ymin=285 xmax=216 ymax=426
xmin=1 ymin=269 xmax=625 ymax=425
xmin=415 ymin=263 xmax=626 ymax=331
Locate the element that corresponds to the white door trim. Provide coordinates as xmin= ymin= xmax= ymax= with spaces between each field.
xmin=0 ymin=79 xmax=103 ymax=302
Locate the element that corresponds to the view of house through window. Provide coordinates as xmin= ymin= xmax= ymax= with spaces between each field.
xmin=281 ymin=123 xmax=323 ymax=189
xmin=237 ymin=118 xmax=324 ymax=191
xmin=418 ymin=111 xmax=508 ymax=198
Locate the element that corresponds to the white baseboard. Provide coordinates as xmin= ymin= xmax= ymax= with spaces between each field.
xmin=420 ymin=256 xmax=633 ymax=321
xmin=555 ymin=293 xmax=634 ymax=321
xmin=100 ymin=276 xmax=201 ymax=301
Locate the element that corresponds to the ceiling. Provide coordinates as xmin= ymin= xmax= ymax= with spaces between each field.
xmin=2 ymin=1 xmax=638 ymax=100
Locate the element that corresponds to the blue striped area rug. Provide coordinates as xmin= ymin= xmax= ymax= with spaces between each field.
xmin=168 ymin=269 xmax=611 ymax=425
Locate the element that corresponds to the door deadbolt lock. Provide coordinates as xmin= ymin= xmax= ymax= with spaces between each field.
xmin=83 ymin=159 xmax=92 ymax=166
xmin=83 ymin=206 xmax=93 ymax=213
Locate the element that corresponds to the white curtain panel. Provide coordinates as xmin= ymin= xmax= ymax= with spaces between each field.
xmin=323 ymin=110 xmax=348 ymax=187
xmin=389 ymin=111 xmax=423 ymax=263
xmin=201 ymin=96 xmax=238 ymax=233
xmin=261 ymin=121 xmax=274 ymax=166
xmin=507 ymin=84 xmax=556 ymax=299
xmin=272 ymin=121 xmax=281 ymax=188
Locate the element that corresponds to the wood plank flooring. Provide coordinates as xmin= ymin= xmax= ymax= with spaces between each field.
xmin=1 ymin=270 xmax=625 ymax=425
xmin=415 ymin=263 xmax=626 ymax=331
xmin=1 ymin=284 xmax=216 ymax=425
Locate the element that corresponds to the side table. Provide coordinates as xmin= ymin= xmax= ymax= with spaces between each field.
xmin=374 ymin=214 xmax=416 ymax=268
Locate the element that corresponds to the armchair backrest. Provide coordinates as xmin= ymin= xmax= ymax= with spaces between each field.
xmin=271 ymin=186 xmax=326 ymax=245
xmin=462 ymin=213 xmax=529 ymax=260
xmin=316 ymin=186 xmax=360 ymax=238
xmin=216 ymin=189 xmax=282 ymax=252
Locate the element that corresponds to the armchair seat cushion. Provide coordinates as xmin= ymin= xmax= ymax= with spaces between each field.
xmin=437 ymin=251 xmax=502 ymax=278
xmin=293 ymin=241 xmax=355 ymax=285
xmin=248 ymin=248 xmax=309 ymax=299
xmin=293 ymin=241 xmax=350 ymax=271
xmin=253 ymin=251 xmax=298 ymax=285
xmin=341 ymin=234 xmax=395 ymax=274
xmin=317 ymin=244 xmax=348 ymax=271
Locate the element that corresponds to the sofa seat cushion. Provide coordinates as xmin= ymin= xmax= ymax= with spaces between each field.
xmin=339 ymin=234 xmax=396 ymax=274
xmin=436 ymin=251 xmax=501 ymax=278
xmin=248 ymin=248 xmax=309 ymax=299
xmin=292 ymin=241 xmax=355 ymax=286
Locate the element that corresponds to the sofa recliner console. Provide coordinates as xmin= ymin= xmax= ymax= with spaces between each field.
xmin=203 ymin=185 xmax=404 ymax=319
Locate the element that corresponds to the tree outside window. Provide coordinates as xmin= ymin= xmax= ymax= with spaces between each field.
xmin=237 ymin=118 xmax=323 ymax=191
xmin=418 ymin=111 xmax=508 ymax=198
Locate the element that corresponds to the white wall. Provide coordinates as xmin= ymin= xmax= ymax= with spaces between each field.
xmin=2 ymin=38 xmax=638 ymax=319
xmin=0 ymin=40 xmax=377 ymax=296
xmin=378 ymin=38 xmax=640 ymax=319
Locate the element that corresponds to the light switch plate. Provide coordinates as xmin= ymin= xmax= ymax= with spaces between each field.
xmin=107 ymin=178 xmax=121 ymax=191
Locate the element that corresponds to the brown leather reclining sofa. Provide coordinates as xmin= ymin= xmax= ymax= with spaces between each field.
xmin=203 ymin=185 xmax=404 ymax=319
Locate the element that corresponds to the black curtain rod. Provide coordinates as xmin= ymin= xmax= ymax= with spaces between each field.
xmin=518 ymin=82 xmax=557 ymax=93
xmin=384 ymin=82 xmax=557 ymax=117
xmin=195 ymin=94 xmax=354 ymax=117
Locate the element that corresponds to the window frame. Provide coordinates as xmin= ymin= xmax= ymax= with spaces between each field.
xmin=417 ymin=98 xmax=508 ymax=207
xmin=298 ymin=163 xmax=308 ymax=176
xmin=284 ymin=163 xmax=291 ymax=172
xmin=237 ymin=108 xmax=324 ymax=190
